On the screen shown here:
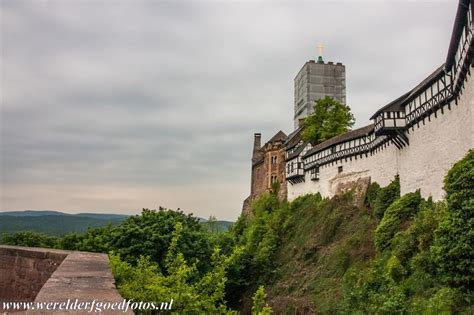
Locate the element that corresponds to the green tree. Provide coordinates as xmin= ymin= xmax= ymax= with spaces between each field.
xmin=109 ymin=208 xmax=213 ymax=274
xmin=373 ymin=175 xmax=400 ymax=220
xmin=56 ymin=232 xmax=85 ymax=250
xmin=365 ymin=181 xmax=381 ymax=210
xmin=204 ymin=215 xmax=218 ymax=233
xmin=432 ymin=149 xmax=474 ymax=289
xmin=110 ymin=222 xmax=242 ymax=314
xmin=252 ymin=286 xmax=273 ymax=315
xmin=0 ymin=231 xmax=58 ymax=248
xmin=374 ymin=191 xmax=422 ymax=251
xmin=301 ymin=96 xmax=355 ymax=145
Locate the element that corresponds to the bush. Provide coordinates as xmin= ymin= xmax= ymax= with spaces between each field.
xmin=339 ymin=153 xmax=474 ymax=314
xmin=443 ymin=149 xmax=474 ymax=211
xmin=0 ymin=231 xmax=58 ymax=248
xmin=373 ymin=175 xmax=400 ymax=219
xmin=431 ymin=149 xmax=474 ymax=290
xmin=252 ymin=286 xmax=273 ymax=315
xmin=410 ymin=287 xmax=460 ymax=315
xmin=110 ymin=223 xmax=241 ymax=314
xmin=374 ymin=191 xmax=422 ymax=251
xmin=252 ymin=229 xmax=278 ymax=276
xmin=366 ymin=181 xmax=381 ymax=210
xmin=320 ymin=207 xmax=344 ymax=245
xmin=385 ymin=255 xmax=405 ymax=282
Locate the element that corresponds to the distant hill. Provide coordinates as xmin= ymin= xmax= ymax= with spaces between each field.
xmin=0 ymin=210 xmax=68 ymax=217
xmin=0 ymin=211 xmax=129 ymax=236
xmin=0 ymin=211 xmax=233 ymax=236
xmin=75 ymin=213 xmax=131 ymax=220
xmin=199 ymin=218 xmax=234 ymax=232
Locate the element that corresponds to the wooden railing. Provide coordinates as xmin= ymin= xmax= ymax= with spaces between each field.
xmin=452 ymin=0 xmax=473 ymax=94
xmin=303 ymin=134 xmax=389 ymax=170
xmin=292 ymin=1 xmax=472 ymax=175
xmin=405 ymin=1 xmax=472 ymax=127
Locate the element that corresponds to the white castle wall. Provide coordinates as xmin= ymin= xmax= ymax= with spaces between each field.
xmin=288 ymin=73 xmax=473 ymax=202
xmin=398 ymin=75 xmax=474 ymax=200
xmin=287 ymin=143 xmax=399 ymax=201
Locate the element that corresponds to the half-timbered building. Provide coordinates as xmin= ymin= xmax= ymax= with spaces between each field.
xmin=287 ymin=0 xmax=473 ymax=201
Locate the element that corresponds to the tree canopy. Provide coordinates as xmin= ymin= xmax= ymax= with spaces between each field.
xmin=301 ymin=96 xmax=355 ymax=145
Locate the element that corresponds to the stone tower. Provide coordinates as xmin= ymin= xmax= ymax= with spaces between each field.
xmin=242 ymin=131 xmax=287 ymax=216
xmin=294 ymin=58 xmax=346 ymax=129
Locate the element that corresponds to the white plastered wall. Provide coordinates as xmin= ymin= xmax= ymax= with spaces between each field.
xmin=398 ymin=75 xmax=474 ymax=200
xmin=287 ymin=143 xmax=399 ymax=201
xmin=288 ymin=73 xmax=473 ymax=202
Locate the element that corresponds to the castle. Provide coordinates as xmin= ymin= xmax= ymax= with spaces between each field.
xmin=243 ymin=0 xmax=473 ymax=214
xmin=242 ymin=131 xmax=287 ymax=216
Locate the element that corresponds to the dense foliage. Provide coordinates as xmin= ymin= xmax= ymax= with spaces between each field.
xmin=110 ymin=222 xmax=242 ymax=314
xmin=431 ymin=149 xmax=474 ymax=289
xmin=0 ymin=212 xmax=127 ymax=236
xmin=1 ymin=151 xmax=472 ymax=313
xmin=365 ymin=181 xmax=381 ymax=210
xmin=1 ymin=208 xmax=232 ymax=277
xmin=301 ymin=96 xmax=355 ymax=145
xmin=0 ymin=231 xmax=58 ymax=248
xmin=374 ymin=191 xmax=422 ymax=251
xmin=373 ymin=175 xmax=400 ymax=219
xmin=252 ymin=286 xmax=273 ymax=315
xmin=343 ymin=150 xmax=474 ymax=314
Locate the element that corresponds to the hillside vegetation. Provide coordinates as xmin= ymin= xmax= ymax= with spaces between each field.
xmin=1 ymin=150 xmax=472 ymax=314
xmin=0 ymin=212 xmax=128 ymax=236
xmin=236 ymin=149 xmax=473 ymax=314
xmin=0 ymin=211 xmax=232 ymax=237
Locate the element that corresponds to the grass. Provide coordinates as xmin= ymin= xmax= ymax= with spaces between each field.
xmin=264 ymin=193 xmax=378 ymax=314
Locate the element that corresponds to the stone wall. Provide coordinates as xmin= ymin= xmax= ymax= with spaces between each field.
xmin=0 ymin=245 xmax=131 ymax=315
xmin=251 ymin=160 xmax=266 ymax=201
xmin=243 ymin=132 xmax=288 ymax=215
xmin=264 ymin=147 xmax=287 ymax=201
xmin=0 ymin=246 xmax=66 ymax=303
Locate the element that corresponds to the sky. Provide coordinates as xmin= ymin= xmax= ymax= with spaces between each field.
xmin=0 ymin=0 xmax=458 ymax=221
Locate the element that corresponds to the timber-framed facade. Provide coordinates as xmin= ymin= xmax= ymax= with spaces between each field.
xmin=244 ymin=0 xmax=473 ymax=213
xmin=286 ymin=0 xmax=473 ymax=201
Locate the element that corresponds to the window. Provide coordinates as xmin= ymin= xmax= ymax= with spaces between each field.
xmin=271 ymin=155 xmax=277 ymax=164
xmin=271 ymin=175 xmax=278 ymax=184
xmin=338 ymin=166 xmax=343 ymax=173
xmin=310 ymin=168 xmax=319 ymax=181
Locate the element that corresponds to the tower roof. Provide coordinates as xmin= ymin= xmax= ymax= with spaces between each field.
xmin=267 ymin=130 xmax=287 ymax=144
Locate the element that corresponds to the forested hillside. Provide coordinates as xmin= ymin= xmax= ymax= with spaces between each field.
xmin=0 ymin=211 xmax=232 ymax=237
xmin=2 ymin=150 xmax=472 ymax=314
xmin=0 ymin=211 xmax=129 ymax=236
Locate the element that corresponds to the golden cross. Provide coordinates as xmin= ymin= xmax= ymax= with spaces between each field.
xmin=316 ymin=43 xmax=324 ymax=56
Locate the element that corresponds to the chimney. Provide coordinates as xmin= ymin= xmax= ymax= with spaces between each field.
xmin=253 ymin=133 xmax=261 ymax=152
xmin=252 ymin=133 xmax=262 ymax=165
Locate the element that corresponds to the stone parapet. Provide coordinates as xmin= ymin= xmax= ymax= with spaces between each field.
xmin=0 ymin=245 xmax=132 ymax=314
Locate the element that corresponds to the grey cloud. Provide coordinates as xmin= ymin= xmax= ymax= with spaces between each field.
xmin=0 ymin=0 xmax=456 ymax=220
